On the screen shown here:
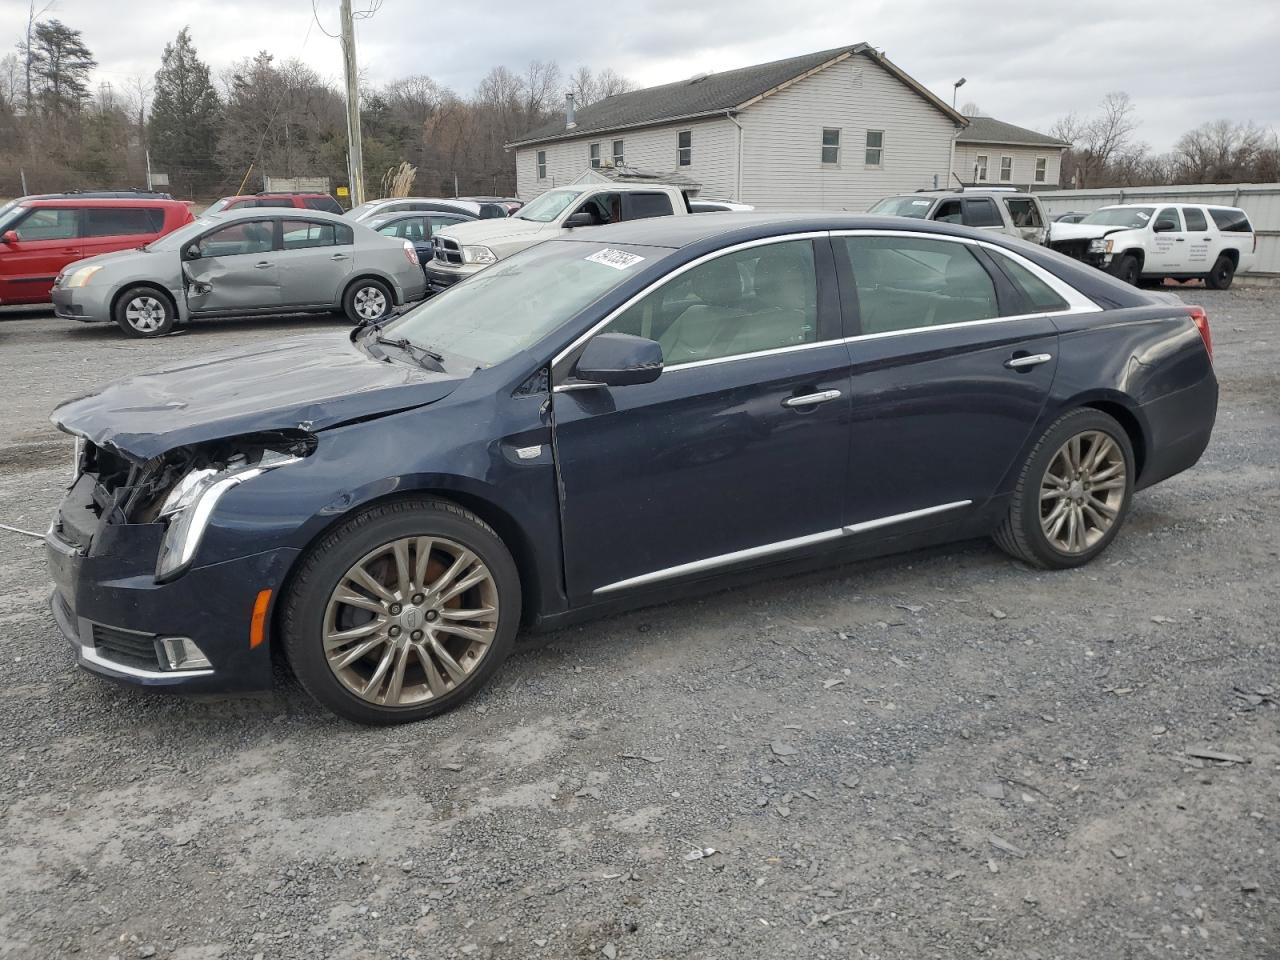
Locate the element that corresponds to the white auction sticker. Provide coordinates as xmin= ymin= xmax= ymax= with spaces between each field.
xmin=586 ymin=248 xmax=645 ymax=270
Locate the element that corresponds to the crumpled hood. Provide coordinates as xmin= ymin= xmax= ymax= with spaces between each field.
xmin=1049 ymin=222 xmax=1131 ymax=243
xmin=52 ymin=332 xmax=463 ymax=461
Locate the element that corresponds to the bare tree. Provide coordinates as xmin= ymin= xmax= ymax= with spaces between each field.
xmin=1172 ymin=119 xmax=1274 ymax=183
xmin=522 ymin=60 xmax=561 ymax=121
xmin=959 ymin=100 xmax=982 ymax=117
xmin=567 ymin=66 xmax=635 ymax=106
xmin=1051 ymin=92 xmax=1138 ymax=187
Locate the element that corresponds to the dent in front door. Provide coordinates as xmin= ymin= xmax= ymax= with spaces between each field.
xmin=185 ymin=255 xmax=281 ymax=314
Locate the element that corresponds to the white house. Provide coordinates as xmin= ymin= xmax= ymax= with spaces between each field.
xmin=507 ymin=44 xmax=966 ymax=211
xmin=951 ymin=116 xmax=1068 ymax=190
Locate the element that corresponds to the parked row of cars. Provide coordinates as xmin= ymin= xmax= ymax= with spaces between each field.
xmin=867 ymin=186 xmax=1257 ymax=289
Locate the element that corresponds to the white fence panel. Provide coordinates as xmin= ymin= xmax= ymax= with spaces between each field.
xmin=1037 ymin=182 xmax=1280 ymax=276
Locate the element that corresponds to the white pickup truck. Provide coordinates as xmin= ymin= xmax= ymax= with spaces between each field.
xmin=1047 ymin=203 xmax=1257 ymax=288
xmin=424 ymin=183 xmax=691 ymax=292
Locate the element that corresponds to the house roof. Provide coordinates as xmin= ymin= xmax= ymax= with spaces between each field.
xmin=957 ymin=116 xmax=1068 ymax=148
xmin=509 ymin=44 xmax=965 ymax=148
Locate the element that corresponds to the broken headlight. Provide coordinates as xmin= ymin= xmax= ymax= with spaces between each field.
xmin=155 ymin=446 xmax=303 ymax=582
xmin=1088 ymin=238 xmax=1113 ymax=255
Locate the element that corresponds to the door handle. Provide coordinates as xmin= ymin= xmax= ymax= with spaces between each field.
xmin=254 ymin=261 xmax=272 ymax=269
xmin=330 ymin=253 xmax=349 ymax=260
xmin=1175 ymin=238 xmax=1186 ymax=242
xmin=1004 ymin=353 xmax=1052 ymax=370
xmin=783 ymin=389 xmax=842 ymax=408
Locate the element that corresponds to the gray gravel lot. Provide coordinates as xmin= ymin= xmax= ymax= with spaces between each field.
xmin=0 ymin=292 xmax=1276 ymax=960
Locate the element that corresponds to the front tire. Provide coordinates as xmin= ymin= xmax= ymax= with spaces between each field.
xmin=343 ymin=278 xmax=394 ymax=324
xmin=281 ymin=498 xmax=521 ymax=724
xmin=1110 ymin=254 xmax=1140 ymax=286
xmin=114 ymin=287 xmax=175 ymax=337
xmin=1205 ymin=255 xmax=1235 ymax=290
xmin=993 ymin=408 xmax=1135 ymax=569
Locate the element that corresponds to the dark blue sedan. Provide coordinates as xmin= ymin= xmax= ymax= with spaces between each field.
xmin=46 ymin=214 xmax=1218 ymax=723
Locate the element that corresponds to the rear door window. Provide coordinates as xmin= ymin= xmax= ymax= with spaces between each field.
xmin=281 ymin=219 xmax=352 ymax=249
xmin=624 ymin=192 xmax=674 ymax=221
xmin=1183 ymin=207 xmax=1209 ymax=231
xmin=13 ymin=207 xmax=81 ymax=240
xmin=84 ymin=207 xmax=164 ymax=236
xmin=988 ymin=252 xmax=1069 ymax=314
xmin=963 ymin=198 xmax=1002 ymax=228
xmin=839 ymin=235 xmax=1000 ymax=335
xmin=1003 ymin=198 xmax=1043 ymax=228
xmin=1208 ymin=208 xmax=1253 ymax=232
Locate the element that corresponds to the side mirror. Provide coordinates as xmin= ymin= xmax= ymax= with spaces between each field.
xmin=1153 ymin=220 xmax=1177 ymax=233
xmin=183 ymin=243 xmax=201 ymax=260
xmin=564 ymin=212 xmax=595 ymax=229
xmin=574 ymin=333 xmax=663 ymax=387
xmin=1 ymin=230 xmax=18 ymax=244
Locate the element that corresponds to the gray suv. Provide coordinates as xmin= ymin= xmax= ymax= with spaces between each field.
xmin=869 ymin=189 xmax=1050 ymax=245
xmin=51 ymin=208 xmax=427 ymax=337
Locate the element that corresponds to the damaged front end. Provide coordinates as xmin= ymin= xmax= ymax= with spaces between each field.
xmin=47 ymin=430 xmax=314 ymax=688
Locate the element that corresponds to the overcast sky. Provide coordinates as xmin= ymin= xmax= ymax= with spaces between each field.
xmin=6 ymin=0 xmax=1278 ymax=151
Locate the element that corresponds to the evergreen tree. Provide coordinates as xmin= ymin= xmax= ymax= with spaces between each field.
xmin=148 ymin=27 xmax=220 ymax=195
xmin=29 ymin=19 xmax=95 ymax=119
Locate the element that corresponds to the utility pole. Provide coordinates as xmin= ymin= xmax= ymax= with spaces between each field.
xmin=339 ymin=0 xmax=366 ymax=206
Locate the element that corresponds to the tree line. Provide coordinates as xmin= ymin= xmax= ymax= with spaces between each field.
xmin=0 ymin=16 xmax=633 ymax=201
xmin=2 ymin=16 xmax=1276 ymax=202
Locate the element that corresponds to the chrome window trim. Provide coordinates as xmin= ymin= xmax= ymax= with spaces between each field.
xmin=551 ymin=232 xmax=830 ymax=371
xmin=592 ymin=499 xmax=972 ymax=595
xmin=551 ymin=228 xmax=1101 ymax=384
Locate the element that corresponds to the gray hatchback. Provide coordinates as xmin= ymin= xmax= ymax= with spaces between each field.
xmin=51 ymin=208 xmax=427 ymax=337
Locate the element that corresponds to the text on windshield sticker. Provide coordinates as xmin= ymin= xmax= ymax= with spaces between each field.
xmin=586 ymin=248 xmax=645 ymax=270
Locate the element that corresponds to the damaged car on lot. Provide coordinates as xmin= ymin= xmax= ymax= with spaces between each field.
xmin=46 ymin=214 xmax=1218 ymax=724
xmin=50 ymin=208 xmax=426 ymax=336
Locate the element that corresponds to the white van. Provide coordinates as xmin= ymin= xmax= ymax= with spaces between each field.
xmin=1048 ymin=203 xmax=1256 ymax=288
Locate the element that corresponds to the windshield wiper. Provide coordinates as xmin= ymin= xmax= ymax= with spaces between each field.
xmin=373 ymin=335 xmax=445 ymax=370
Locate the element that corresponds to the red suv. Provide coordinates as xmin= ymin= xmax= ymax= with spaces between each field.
xmin=0 ymin=198 xmax=194 ymax=306
xmin=206 ymin=193 xmax=344 ymax=214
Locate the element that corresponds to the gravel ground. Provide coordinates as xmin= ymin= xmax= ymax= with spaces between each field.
xmin=0 ymin=292 xmax=1276 ymax=960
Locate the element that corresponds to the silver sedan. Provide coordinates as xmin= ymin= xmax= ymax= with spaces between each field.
xmin=50 ymin=208 xmax=427 ymax=337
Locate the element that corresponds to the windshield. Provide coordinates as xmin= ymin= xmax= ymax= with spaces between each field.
xmin=515 ymin=189 xmax=584 ymax=223
xmin=869 ymin=196 xmax=935 ymax=218
xmin=145 ymin=216 xmax=221 ymax=251
xmin=1080 ymin=207 xmax=1155 ymax=228
xmin=0 ymin=202 xmax=25 ymax=233
xmin=379 ymin=240 xmax=662 ymax=367
xmin=204 ymin=198 xmax=232 ymax=215
xmin=348 ymin=201 xmax=386 ymax=220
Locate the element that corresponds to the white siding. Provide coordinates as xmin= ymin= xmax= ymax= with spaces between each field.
xmin=736 ymin=56 xmax=958 ymax=211
xmin=514 ymin=116 xmax=739 ymax=201
xmin=953 ymin=143 xmax=1063 ymax=189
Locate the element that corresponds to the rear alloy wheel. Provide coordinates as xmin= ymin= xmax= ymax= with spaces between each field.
xmin=281 ymin=498 xmax=520 ymax=724
xmin=114 ymin=287 xmax=175 ymax=338
xmin=1205 ymin=255 xmax=1235 ymax=290
xmin=994 ymin=408 xmax=1134 ymax=569
xmin=1111 ymin=254 xmax=1140 ymax=286
xmin=343 ymin=278 xmax=393 ymax=324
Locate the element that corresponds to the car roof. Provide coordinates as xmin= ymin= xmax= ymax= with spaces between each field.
xmin=576 ymin=212 xmax=1046 ymax=250
xmin=21 ymin=197 xmax=184 ymax=208
xmin=208 ymin=207 xmax=350 ymax=223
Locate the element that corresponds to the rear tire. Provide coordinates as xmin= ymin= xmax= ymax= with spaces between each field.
xmin=113 ymin=286 xmax=175 ymax=338
xmin=1205 ymin=255 xmax=1235 ymax=290
xmin=343 ymin=278 xmax=394 ymax=324
xmin=993 ymin=408 xmax=1135 ymax=570
xmin=1111 ymin=254 xmax=1140 ymax=286
xmin=280 ymin=497 xmax=521 ymax=725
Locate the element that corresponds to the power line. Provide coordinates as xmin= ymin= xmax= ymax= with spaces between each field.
xmin=311 ymin=0 xmax=340 ymax=38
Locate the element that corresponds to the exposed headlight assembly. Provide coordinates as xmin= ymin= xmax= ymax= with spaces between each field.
xmin=461 ymin=245 xmax=497 ymax=265
xmin=1088 ymin=238 xmax=1113 ymax=254
xmin=155 ymin=447 xmax=302 ymax=581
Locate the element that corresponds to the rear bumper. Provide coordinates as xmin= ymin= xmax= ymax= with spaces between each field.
xmin=46 ymin=521 xmax=297 ymax=692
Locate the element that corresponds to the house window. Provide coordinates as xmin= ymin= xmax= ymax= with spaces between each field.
xmin=677 ymin=130 xmax=692 ymax=167
xmin=612 ymin=140 xmax=625 ymax=165
xmin=1034 ymin=157 xmax=1047 ymax=182
xmin=821 ymin=128 xmax=840 ymax=165
xmin=975 ymin=155 xmax=988 ymax=181
xmin=1000 ymin=156 xmax=1013 ymax=181
xmin=536 ymin=151 xmax=547 ymax=180
xmin=865 ymin=130 xmax=884 ymax=166
xmin=589 ymin=143 xmax=601 ymax=169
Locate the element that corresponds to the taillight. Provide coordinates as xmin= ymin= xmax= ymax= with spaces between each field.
xmin=1187 ymin=305 xmax=1212 ymax=361
xmin=402 ymin=240 xmax=418 ymax=265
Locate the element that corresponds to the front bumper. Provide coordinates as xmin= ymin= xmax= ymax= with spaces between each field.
xmin=424 ymin=262 xmax=480 ymax=294
xmin=46 ymin=513 xmax=298 ymax=692
xmin=1048 ymin=241 xmax=1110 ymax=269
xmin=51 ymin=285 xmax=109 ymax=322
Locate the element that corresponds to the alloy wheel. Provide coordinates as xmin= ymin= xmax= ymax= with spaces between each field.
xmin=1039 ymin=430 xmax=1126 ymax=554
xmin=322 ymin=536 xmax=499 ymax=706
xmin=353 ymin=286 xmax=388 ymax=320
xmin=125 ymin=296 xmax=167 ymax=332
